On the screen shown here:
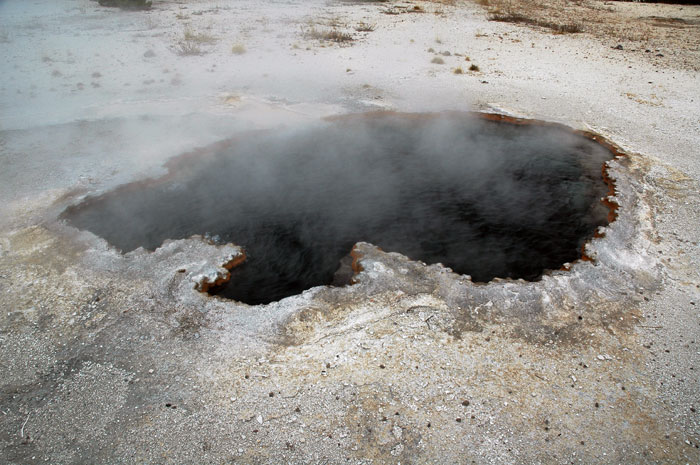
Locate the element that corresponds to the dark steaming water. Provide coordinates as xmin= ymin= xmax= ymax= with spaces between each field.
xmin=64 ymin=113 xmax=613 ymax=304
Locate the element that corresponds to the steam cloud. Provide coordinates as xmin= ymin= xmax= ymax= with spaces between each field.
xmin=64 ymin=113 xmax=613 ymax=304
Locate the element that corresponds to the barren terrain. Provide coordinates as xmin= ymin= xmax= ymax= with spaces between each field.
xmin=1 ymin=0 xmax=699 ymax=463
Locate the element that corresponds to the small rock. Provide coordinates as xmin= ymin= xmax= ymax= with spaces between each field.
xmin=612 ymin=44 xmax=623 ymax=50
xmin=256 ymin=415 xmax=263 ymax=424
xmin=144 ymin=49 xmax=156 ymax=58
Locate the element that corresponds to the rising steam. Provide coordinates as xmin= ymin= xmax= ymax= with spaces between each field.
xmin=63 ymin=113 xmax=613 ymax=304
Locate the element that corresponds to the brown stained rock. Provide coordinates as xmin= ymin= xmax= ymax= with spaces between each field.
xmin=192 ymin=250 xmax=247 ymax=293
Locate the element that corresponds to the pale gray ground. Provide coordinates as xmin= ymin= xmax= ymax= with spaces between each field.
xmin=0 ymin=0 xmax=699 ymax=463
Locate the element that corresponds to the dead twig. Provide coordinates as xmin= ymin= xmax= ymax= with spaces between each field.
xmin=20 ymin=412 xmax=30 ymax=439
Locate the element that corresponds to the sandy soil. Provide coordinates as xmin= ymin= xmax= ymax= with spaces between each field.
xmin=1 ymin=0 xmax=699 ymax=463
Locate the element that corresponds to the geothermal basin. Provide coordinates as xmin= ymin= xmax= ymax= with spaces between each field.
xmin=64 ymin=113 xmax=615 ymax=305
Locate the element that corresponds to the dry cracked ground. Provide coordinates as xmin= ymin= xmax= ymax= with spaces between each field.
xmin=1 ymin=0 xmax=699 ymax=463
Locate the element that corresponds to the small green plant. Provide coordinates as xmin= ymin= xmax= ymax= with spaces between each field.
xmin=231 ymin=43 xmax=247 ymax=55
xmin=469 ymin=64 xmax=480 ymax=72
xmin=454 ymin=67 xmax=463 ymax=74
xmin=431 ymin=57 xmax=445 ymax=64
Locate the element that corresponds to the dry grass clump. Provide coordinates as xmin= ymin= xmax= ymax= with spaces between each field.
xmin=97 ymin=0 xmax=151 ymax=10
xmin=175 ymin=28 xmax=217 ymax=56
xmin=477 ymin=0 xmax=583 ymax=34
xmin=304 ymin=27 xmax=354 ymax=43
xmin=355 ymin=22 xmax=376 ymax=32
xmin=176 ymin=41 xmax=204 ymax=56
xmin=489 ymin=12 xmax=582 ymax=33
xmin=231 ymin=43 xmax=247 ymax=55
xmin=183 ymin=28 xmax=217 ymax=44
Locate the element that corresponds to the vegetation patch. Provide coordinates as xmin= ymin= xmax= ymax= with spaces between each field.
xmin=475 ymin=0 xmax=700 ymax=72
xmin=355 ymin=22 xmax=376 ymax=32
xmin=231 ymin=43 xmax=247 ymax=55
xmin=174 ymin=28 xmax=217 ymax=56
xmin=183 ymin=28 xmax=217 ymax=44
xmin=303 ymin=27 xmax=354 ymax=43
xmin=489 ymin=12 xmax=582 ymax=33
xmin=175 ymin=41 xmax=203 ymax=56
